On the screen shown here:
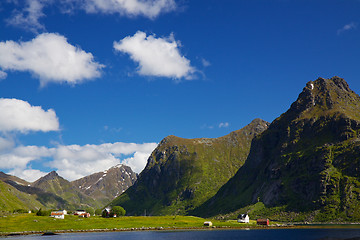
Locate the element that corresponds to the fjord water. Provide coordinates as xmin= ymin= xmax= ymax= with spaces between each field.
xmin=11 ymin=229 xmax=360 ymax=240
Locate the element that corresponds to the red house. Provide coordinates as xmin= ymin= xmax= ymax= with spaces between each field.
xmin=257 ymin=219 xmax=269 ymax=226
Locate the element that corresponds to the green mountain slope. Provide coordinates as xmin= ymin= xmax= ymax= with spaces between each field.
xmin=31 ymin=171 xmax=101 ymax=210
xmin=110 ymin=119 xmax=269 ymax=216
xmin=0 ymin=179 xmax=44 ymax=213
xmin=195 ymin=77 xmax=360 ymax=221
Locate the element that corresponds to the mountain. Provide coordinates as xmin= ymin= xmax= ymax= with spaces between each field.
xmin=109 ymin=119 xmax=269 ymax=216
xmin=195 ymin=77 xmax=360 ymax=221
xmin=0 ymin=171 xmax=30 ymax=186
xmin=0 ymin=164 xmax=138 ymax=212
xmin=0 ymin=175 xmax=44 ymax=213
xmin=31 ymin=171 xmax=101 ymax=209
xmin=72 ymin=164 xmax=137 ymax=206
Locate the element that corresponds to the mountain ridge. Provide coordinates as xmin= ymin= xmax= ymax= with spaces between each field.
xmin=110 ymin=118 xmax=269 ymax=216
xmin=72 ymin=164 xmax=137 ymax=206
xmin=0 ymin=163 xmax=138 ymax=212
xmin=193 ymin=77 xmax=360 ymax=221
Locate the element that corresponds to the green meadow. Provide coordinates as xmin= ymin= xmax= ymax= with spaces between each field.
xmin=0 ymin=214 xmax=257 ymax=234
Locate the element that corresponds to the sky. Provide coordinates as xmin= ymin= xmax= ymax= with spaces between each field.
xmin=0 ymin=0 xmax=360 ymax=182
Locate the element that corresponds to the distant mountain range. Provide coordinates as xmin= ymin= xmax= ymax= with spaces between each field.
xmin=0 ymin=164 xmax=136 ymax=212
xmin=3 ymin=76 xmax=360 ymax=222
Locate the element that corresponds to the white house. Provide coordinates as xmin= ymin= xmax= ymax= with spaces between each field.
xmin=237 ymin=214 xmax=249 ymax=223
xmin=74 ymin=210 xmax=86 ymax=215
xmin=50 ymin=211 xmax=65 ymax=219
xmin=204 ymin=221 xmax=213 ymax=227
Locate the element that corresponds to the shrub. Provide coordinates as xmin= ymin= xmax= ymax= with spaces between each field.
xmin=36 ymin=208 xmax=51 ymax=216
xmin=110 ymin=206 xmax=126 ymax=217
xmin=95 ymin=209 xmax=102 ymax=216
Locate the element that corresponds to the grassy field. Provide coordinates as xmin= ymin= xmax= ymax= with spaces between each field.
xmin=0 ymin=214 xmax=258 ymax=234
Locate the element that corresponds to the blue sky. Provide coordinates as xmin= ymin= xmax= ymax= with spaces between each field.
xmin=0 ymin=0 xmax=359 ymax=181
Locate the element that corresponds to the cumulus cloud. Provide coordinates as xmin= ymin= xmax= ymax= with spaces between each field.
xmin=48 ymin=142 xmax=157 ymax=180
xmin=75 ymin=0 xmax=176 ymax=19
xmin=0 ymin=98 xmax=59 ymax=133
xmin=0 ymin=33 xmax=104 ymax=86
xmin=0 ymin=145 xmax=52 ymax=169
xmin=0 ymin=137 xmax=14 ymax=152
xmin=114 ymin=31 xmax=196 ymax=80
xmin=219 ymin=122 xmax=229 ymax=128
xmin=6 ymin=0 xmax=176 ymax=32
xmin=8 ymin=168 xmax=48 ymax=182
xmin=0 ymin=71 xmax=7 ymax=80
xmin=337 ymin=22 xmax=357 ymax=35
xmin=1 ymin=142 xmax=157 ymax=181
xmin=6 ymin=0 xmax=48 ymax=33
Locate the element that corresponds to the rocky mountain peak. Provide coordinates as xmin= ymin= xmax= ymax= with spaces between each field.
xmin=242 ymin=118 xmax=270 ymax=134
xmin=279 ymin=76 xmax=360 ymax=125
xmin=43 ymin=171 xmax=59 ymax=180
xmin=31 ymin=171 xmax=65 ymax=188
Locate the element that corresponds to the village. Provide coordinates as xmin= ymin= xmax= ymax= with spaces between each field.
xmin=49 ymin=207 xmax=125 ymax=219
xmin=49 ymin=209 xmax=270 ymax=227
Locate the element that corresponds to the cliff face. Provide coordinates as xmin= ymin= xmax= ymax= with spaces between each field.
xmin=110 ymin=119 xmax=269 ymax=216
xmin=195 ymin=77 xmax=360 ymax=221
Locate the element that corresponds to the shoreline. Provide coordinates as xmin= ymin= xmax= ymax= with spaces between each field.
xmin=2 ymin=223 xmax=360 ymax=237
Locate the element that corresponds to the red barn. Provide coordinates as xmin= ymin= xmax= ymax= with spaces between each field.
xmin=257 ymin=219 xmax=269 ymax=226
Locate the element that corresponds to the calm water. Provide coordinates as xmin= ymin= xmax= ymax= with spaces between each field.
xmin=4 ymin=229 xmax=360 ymax=240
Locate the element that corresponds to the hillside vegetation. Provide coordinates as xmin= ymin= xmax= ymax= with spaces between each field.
xmin=110 ymin=119 xmax=269 ymax=215
xmin=194 ymin=77 xmax=360 ymax=221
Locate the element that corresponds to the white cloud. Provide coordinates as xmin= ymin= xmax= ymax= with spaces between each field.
xmin=0 ymin=145 xmax=52 ymax=170
xmin=6 ymin=0 xmax=48 ymax=33
xmin=0 ymin=71 xmax=7 ymax=80
xmin=0 ymin=137 xmax=14 ymax=152
xmin=201 ymin=58 xmax=211 ymax=67
xmin=122 ymin=151 xmax=151 ymax=174
xmin=0 ymin=33 xmax=104 ymax=86
xmin=114 ymin=31 xmax=196 ymax=80
xmin=0 ymin=141 xmax=157 ymax=182
xmin=337 ymin=22 xmax=357 ymax=35
xmin=73 ymin=0 xmax=176 ymax=19
xmin=0 ymin=98 xmax=59 ymax=133
xmin=219 ymin=122 xmax=229 ymax=128
xmin=8 ymin=168 xmax=48 ymax=182
xmin=48 ymin=142 xmax=157 ymax=180
xmin=6 ymin=0 xmax=176 ymax=32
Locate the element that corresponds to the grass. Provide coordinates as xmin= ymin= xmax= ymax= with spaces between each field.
xmin=0 ymin=214 xmax=261 ymax=234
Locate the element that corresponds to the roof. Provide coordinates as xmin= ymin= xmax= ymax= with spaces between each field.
xmin=51 ymin=212 xmax=64 ymax=215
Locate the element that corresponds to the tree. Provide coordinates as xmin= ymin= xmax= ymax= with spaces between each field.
xmin=86 ymin=207 xmax=95 ymax=216
xmin=36 ymin=208 xmax=51 ymax=216
xmin=95 ymin=208 xmax=102 ymax=216
xmin=110 ymin=206 xmax=126 ymax=217
xmin=102 ymin=209 xmax=109 ymax=218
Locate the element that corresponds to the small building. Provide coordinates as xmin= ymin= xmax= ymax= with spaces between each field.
xmin=237 ymin=214 xmax=250 ymax=223
xmin=204 ymin=221 xmax=213 ymax=227
xmin=74 ymin=210 xmax=86 ymax=215
xmin=102 ymin=207 xmax=111 ymax=217
xmin=257 ymin=219 xmax=269 ymax=226
xmin=51 ymin=211 xmax=65 ymax=219
xmin=78 ymin=212 xmax=91 ymax=218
